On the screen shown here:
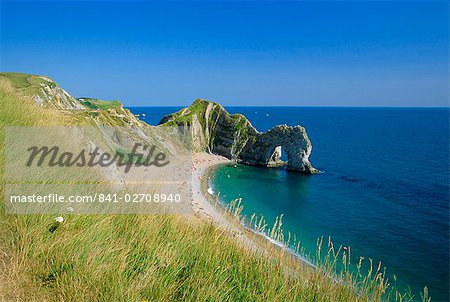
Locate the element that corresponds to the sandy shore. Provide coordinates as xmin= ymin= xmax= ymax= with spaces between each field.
xmin=191 ymin=152 xmax=267 ymax=251
xmin=191 ymin=153 xmax=239 ymax=230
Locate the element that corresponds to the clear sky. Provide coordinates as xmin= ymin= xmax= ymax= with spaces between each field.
xmin=1 ymin=1 xmax=448 ymax=107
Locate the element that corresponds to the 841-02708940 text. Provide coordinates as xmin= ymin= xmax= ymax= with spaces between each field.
xmin=9 ymin=193 xmax=182 ymax=203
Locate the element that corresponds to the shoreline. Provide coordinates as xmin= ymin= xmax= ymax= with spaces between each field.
xmin=191 ymin=152 xmax=315 ymax=269
xmin=191 ymin=153 xmax=234 ymax=226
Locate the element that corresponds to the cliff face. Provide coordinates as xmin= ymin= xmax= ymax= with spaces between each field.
xmin=159 ymin=99 xmax=316 ymax=174
xmin=159 ymin=99 xmax=256 ymax=155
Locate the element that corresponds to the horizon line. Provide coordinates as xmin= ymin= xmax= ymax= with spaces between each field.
xmin=125 ymin=105 xmax=450 ymax=108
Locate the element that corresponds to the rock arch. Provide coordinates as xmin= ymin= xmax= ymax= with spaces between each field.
xmin=237 ymin=125 xmax=316 ymax=174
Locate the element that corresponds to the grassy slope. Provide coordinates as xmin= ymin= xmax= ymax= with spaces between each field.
xmin=78 ymin=97 xmax=122 ymax=110
xmin=0 ymin=76 xmax=427 ymax=301
xmin=0 ymin=72 xmax=57 ymax=96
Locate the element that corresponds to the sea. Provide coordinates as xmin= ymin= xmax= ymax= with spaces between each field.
xmin=128 ymin=106 xmax=450 ymax=301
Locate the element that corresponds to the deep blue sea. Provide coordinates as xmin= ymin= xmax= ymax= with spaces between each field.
xmin=129 ymin=106 xmax=450 ymax=301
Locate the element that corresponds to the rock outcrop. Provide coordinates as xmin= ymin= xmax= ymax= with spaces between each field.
xmin=159 ymin=99 xmax=316 ymax=174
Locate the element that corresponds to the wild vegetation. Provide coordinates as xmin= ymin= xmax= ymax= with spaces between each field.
xmin=0 ymin=74 xmax=430 ymax=301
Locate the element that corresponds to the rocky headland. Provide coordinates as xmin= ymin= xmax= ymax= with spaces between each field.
xmin=159 ymin=99 xmax=316 ymax=174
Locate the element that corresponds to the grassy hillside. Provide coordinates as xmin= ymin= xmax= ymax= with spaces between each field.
xmin=78 ymin=97 xmax=122 ymax=110
xmin=0 ymin=74 xmax=428 ymax=301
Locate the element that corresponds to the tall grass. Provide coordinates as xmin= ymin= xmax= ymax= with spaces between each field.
xmin=0 ymin=79 xmax=431 ymax=301
xmin=225 ymin=197 xmax=431 ymax=302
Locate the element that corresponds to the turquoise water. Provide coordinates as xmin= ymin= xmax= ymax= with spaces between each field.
xmin=130 ymin=107 xmax=449 ymax=301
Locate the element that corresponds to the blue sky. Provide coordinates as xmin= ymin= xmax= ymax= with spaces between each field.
xmin=1 ymin=1 xmax=448 ymax=106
